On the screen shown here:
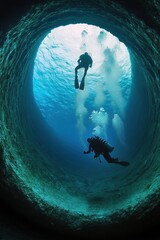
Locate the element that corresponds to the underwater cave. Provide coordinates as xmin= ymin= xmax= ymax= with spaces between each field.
xmin=0 ymin=1 xmax=160 ymax=240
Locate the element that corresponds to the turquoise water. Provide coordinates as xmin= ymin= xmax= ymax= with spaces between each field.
xmin=33 ymin=24 xmax=132 ymax=166
xmin=1 ymin=3 xmax=159 ymax=235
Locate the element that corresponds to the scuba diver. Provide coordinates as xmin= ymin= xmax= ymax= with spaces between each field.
xmin=84 ymin=136 xmax=130 ymax=166
xmin=75 ymin=52 xmax=93 ymax=90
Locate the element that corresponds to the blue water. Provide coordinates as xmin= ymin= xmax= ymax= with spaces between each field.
xmin=1 ymin=4 xmax=159 ymax=234
xmin=33 ymin=24 xmax=132 ymax=169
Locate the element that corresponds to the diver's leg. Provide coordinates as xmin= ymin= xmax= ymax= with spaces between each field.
xmin=75 ymin=75 xmax=79 ymax=89
xmin=75 ymin=65 xmax=82 ymax=76
xmin=103 ymin=152 xmax=129 ymax=166
xmin=75 ymin=65 xmax=80 ymax=88
xmin=80 ymin=68 xmax=88 ymax=90
xmin=103 ymin=152 xmax=118 ymax=163
xmin=83 ymin=67 xmax=88 ymax=78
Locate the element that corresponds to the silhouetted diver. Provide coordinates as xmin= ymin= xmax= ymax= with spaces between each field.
xmin=84 ymin=136 xmax=129 ymax=166
xmin=75 ymin=52 xmax=93 ymax=90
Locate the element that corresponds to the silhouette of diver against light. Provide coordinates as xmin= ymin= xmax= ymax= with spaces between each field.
xmin=75 ymin=52 xmax=93 ymax=90
xmin=84 ymin=136 xmax=130 ymax=166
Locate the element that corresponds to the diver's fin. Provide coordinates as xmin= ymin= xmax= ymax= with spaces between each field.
xmin=116 ymin=161 xmax=130 ymax=167
xmin=103 ymin=153 xmax=129 ymax=167
xmin=75 ymin=76 xmax=79 ymax=89
xmin=80 ymin=79 xmax=85 ymax=90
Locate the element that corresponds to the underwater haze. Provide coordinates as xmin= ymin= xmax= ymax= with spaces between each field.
xmin=33 ymin=24 xmax=132 ymax=174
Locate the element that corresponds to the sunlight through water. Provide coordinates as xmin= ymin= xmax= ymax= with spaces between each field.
xmin=33 ymin=23 xmax=132 ymax=164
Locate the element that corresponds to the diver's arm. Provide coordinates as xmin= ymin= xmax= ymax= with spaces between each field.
xmin=77 ymin=58 xmax=81 ymax=64
xmin=84 ymin=144 xmax=92 ymax=154
xmin=78 ymin=54 xmax=83 ymax=64
xmin=89 ymin=58 xmax=93 ymax=68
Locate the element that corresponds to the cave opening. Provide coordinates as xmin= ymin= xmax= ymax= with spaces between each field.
xmin=33 ymin=23 xmax=132 ymax=173
xmin=0 ymin=1 xmax=159 ymax=239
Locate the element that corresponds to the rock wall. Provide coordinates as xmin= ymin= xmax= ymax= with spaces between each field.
xmin=0 ymin=0 xmax=159 ymax=239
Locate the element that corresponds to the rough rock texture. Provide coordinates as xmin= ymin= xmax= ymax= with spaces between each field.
xmin=0 ymin=0 xmax=160 ymax=239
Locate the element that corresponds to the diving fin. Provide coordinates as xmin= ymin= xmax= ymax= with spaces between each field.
xmin=75 ymin=76 xmax=79 ymax=89
xmin=80 ymin=78 xmax=85 ymax=90
xmin=116 ymin=161 xmax=130 ymax=167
